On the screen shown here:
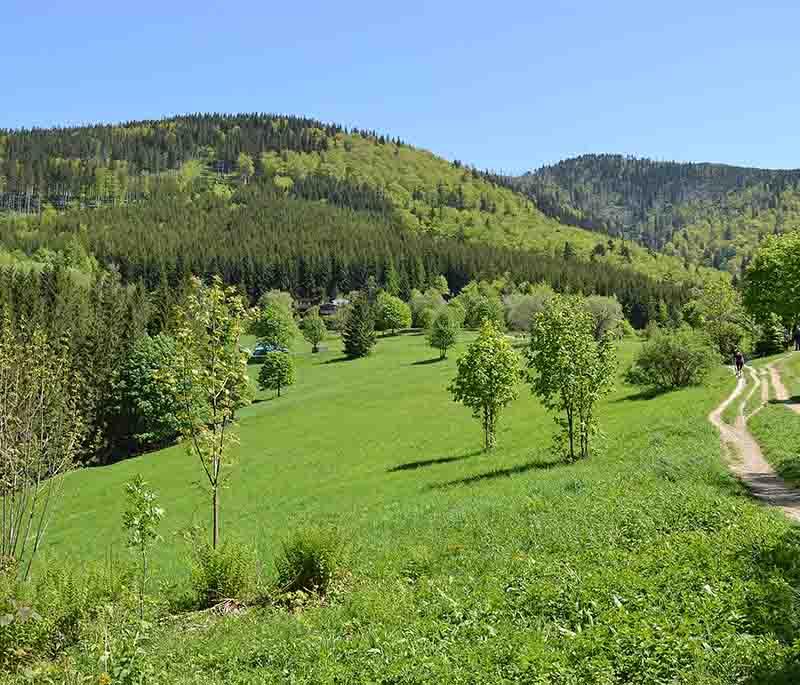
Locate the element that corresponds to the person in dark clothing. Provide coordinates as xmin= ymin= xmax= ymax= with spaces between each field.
xmin=733 ymin=349 xmax=745 ymax=378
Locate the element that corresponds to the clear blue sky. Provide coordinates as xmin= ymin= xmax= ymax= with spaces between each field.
xmin=3 ymin=1 xmax=799 ymax=173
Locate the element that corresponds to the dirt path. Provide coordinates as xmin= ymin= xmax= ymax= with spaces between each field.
xmin=768 ymin=359 xmax=800 ymax=416
xmin=709 ymin=366 xmax=800 ymax=521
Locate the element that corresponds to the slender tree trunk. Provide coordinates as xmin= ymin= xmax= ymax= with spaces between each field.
xmin=484 ymin=406 xmax=496 ymax=451
xmin=140 ymin=550 xmax=147 ymax=620
xmin=212 ymin=486 xmax=219 ymax=549
xmin=567 ymin=407 xmax=575 ymax=461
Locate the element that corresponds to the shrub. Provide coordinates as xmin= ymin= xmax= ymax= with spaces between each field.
xmin=0 ymin=559 xmax=134 ymax=671
xmin=376 ymin=292 xmax=412 ymax=335
xmin=626 ymin=327 xmax=718 ymax=390
xmin=274 ymin=527 xmax=340 ymax=595
xmin=189 ymin=538 xmax=256 ymax=607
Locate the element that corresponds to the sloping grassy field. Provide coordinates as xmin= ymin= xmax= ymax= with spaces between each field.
xmin=33 ymin=335 xmax=800 ymax=683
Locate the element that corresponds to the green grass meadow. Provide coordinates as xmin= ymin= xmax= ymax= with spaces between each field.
xmin=32 ymin=334 xmax=800 ymax=682
xmin=778 ymin=352 xmax=800 ymax=398
xmin=750 ymin=352 xmax=800 ymax=490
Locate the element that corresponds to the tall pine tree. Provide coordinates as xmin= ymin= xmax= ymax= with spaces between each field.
xmin=343 ymin=293 xmax=376 ymax=358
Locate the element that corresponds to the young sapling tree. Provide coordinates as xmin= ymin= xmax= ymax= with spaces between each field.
xmin=449 ymin=321 xmax=520 ymax=450
xmin=122 ymin=474 xmax=164 ymax=620
xmin=526 ymin=295 xmax=616 ymax=461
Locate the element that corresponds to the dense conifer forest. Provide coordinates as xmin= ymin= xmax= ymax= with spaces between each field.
xmin=514 ymin=154 xmax=800 ymax=275
xmin=0 ymin=113 xmax=704 ymax=283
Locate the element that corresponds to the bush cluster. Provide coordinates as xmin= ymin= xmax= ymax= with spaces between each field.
xmin=626 ymin=327 xmax=718 ymax=390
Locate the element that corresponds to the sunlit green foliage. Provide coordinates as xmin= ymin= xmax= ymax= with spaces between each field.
xmin=449 ymin=321 xmax=520 ymax=450
xmin=527 ymin=295 xmax=616 ymax=460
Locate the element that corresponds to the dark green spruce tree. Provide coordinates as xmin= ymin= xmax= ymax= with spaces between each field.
xmin=343 ymin=293 xmax=377 ymax=358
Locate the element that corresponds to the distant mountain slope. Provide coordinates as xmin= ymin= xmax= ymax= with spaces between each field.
xmin=513 ymin=154 xmax=800 ymax=275
xmin=0 ymin=114 xmax=702 ymax=284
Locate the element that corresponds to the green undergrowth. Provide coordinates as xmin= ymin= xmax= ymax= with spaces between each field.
xmin=5 ymin=337 xmax=800 ymax=683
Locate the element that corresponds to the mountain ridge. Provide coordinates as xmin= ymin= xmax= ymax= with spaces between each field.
xmin=513 ymin=153 xmax=800 ymax=275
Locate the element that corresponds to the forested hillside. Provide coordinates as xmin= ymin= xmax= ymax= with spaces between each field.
xmin=0 ymin=188 xmax=684 ymax=325
xmin=514 ymin=154 xmax=800 ymax=276
xmin=0 ymin=114 xmax=701 ymax=285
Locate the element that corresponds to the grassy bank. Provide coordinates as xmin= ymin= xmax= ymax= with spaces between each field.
xmin=7 ymin=335 xmax=800 ymax=683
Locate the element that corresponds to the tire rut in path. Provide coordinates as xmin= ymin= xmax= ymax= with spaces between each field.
xmin=709 ymin=366 xmax=800 ymax=521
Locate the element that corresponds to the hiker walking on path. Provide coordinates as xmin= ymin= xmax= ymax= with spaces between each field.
xmin=794 ymin=327 xmax=800 ymax=351
xmin=733 ymin=349 xmax=745 ymax=378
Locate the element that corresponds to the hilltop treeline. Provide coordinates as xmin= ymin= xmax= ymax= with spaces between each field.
xmin=514 ymin=154 xmax=800 ymax=273
xmin=1 ymin=184 xmax=685 ymax=327
xmin=0 ymin=113 xmax=358 ymax=192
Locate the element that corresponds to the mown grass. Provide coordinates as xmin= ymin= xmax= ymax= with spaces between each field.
xmin=20 ymin=335 xmax=800 ymax=683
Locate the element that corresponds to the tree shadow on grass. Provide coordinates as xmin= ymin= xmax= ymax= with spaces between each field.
xmin=426 ymin=457 xmax=568 ymax=490
xmin=410 ymin=357 xmax=445 ymax=366
xmin=388 ymin=449 xmax=482 ymax=473
xmin=323 ymin=356 xmax=352 ymax=364
xmin=769 ymin=395 xmax=800 ymax=406
xmin=251 ymin=396 xmax=278 ymax=405
xmin=612 ymin=387 xmax=667 ymax=402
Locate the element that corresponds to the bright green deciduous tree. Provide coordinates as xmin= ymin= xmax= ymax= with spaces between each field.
xmin=376 ymin=292 xmax=412 ymax=335
xmin=744 ymin=232 xmax=800 ymax=327
xmin=258 ymin=351 xmax=295 ymax=397
xmin=112 ymin=333 xmax=184 ymax=451
xmin=122 ymin=474 xmax=164 ymax=619
xmin=426 ymin=308 xmax=460 ymax=359
xmin=526 ymin=296 xmax=616 ymax=462
xmin=252 ymin=303 xmax=298 ymax=349
xmin=449 ymin=321 xmax=520 ymax=450
xmin=451 ymin=281 xmax=504 ymax=329
xmin=163 ymin=276 xmax=253 ymax=549
xmin=301 ymin=306 xmax=327 ymax=353
xmin=684 ymin=277 xmax=755 ymax=356
xmin=343 ymin=293 xmax=377 ymax=358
